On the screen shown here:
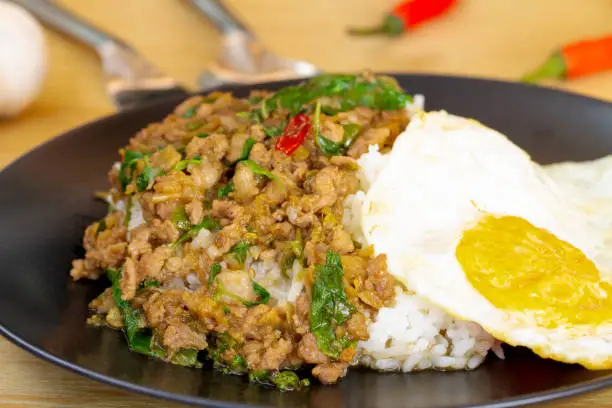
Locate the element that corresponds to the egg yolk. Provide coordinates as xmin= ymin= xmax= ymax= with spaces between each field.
xmin=456 ymin=214 xmax=612 ymax=327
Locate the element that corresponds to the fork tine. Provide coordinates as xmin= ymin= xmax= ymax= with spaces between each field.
xmin=11 ymin=0 xmax=190 ymax=111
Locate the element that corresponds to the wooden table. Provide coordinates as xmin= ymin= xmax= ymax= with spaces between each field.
xmin=2 ymin=0 xmax=612 ymax=406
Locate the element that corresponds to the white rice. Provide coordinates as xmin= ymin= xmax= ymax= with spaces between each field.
xmin=191 ymin=228 xmax=215 ymax=249
xmin=356 ymin=290 xmax=498 ymax=372
xmin=127 ymin=198 xmax=145 ymax=232
xmin=406 ymin=93 xmax=425 ymax=117
xmin=344 ymin=138 xmax=503 ymax=373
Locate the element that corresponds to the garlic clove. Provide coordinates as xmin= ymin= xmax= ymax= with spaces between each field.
xmin=0 ymin=1 xmax=47 ymax=118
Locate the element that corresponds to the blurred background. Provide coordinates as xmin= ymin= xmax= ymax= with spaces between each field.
xmin=2 ymin=0 xmax=612 ymax=168
xmin=3 ymin=1 xmax=612 ymax=406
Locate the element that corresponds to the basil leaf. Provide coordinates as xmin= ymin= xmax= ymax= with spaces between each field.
xmin=248 ymin=370 xmax=271 ymax=385
xmin=174 ymin=157 xmax=202 ymax=171
xmin=186 ymin=121 xmax=203 ymax=131
xmin=182 ymin=106 xmax=198 ymax=118
xmin=313 ymin=101 xmax=345 ymax=156
xmin=208 ymin=333 xmax=247 ymax=374
xmin=170 ymin=348 xmax=202 ymax=368
xmin=97 ymin=219 xmax=107 ymax=234
xmin=171 ymin=216 xmax=220 ymax=248
xmin=197 ymin=132 xmax=209 ymax=138
xmin=249 ymin=95 xmax=263 ymax=105
xmin=107 ymin=268 xmax=200 ymax=365
xmin=123 ymin=196 xmax=132 ymax=227
xmin=248 ymin=369 xmax=309 ymax=391
xmin=242 ymin=281 xmax=270 ymax=307
xmin=228 ymin=241 xmax=251 ymax=265
xmin=249 ymin=109 xmax=264 ymax=124
xmin=263 ymin=121 xmax=287 ymax=137
xmin=228 ymin=138 xmax=256 ymax=166
xmin=138 ymin=279 xmax=160 ymax=290
xmin=309 ymin=251 xmax=355 ymax=358
xmin=317 ymin=135 xmax=344 ymax=156
xmin=171 ymin=206 xmax=191 ymax=233
xmin=107 ymin=267 xmax=139 ymax=342
xmin=207 ymin=263 xmax=222 ymax=287
xmin=119 ymin=150 xmax=144 ymax=191
xmin=281 ymin=230 xmax=303 ymax=275
xmin=342 ymin=123 xmax=361 ymax=148
xmin=217 ymin=182 xmax=234 ymax=199
xmin=107 ymin=268 xmax=163 ymax=358
xmin=128 ymin=331 xmax=165 ymax=358
xmin=263 ymin=74 xmax=411 ymax=116
xmin=229 ymin=354 xmax=247 ymax=373
xmin=136 ymin=162 xmax=163 ymax=192
xmin=241 ymin=160 xmax=284 ymax=190
xmin=272 ymin=371 xmax=306 ymax=392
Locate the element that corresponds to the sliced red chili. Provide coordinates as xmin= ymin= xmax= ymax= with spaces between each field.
xmin=274 ymin=114 xmax=311 ymax=155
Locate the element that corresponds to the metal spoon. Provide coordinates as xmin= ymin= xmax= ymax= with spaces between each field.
xmin=184 ymin=0 xmax=321 ymax=90
xmin=9 ymin=0 xmax=189 ymax=110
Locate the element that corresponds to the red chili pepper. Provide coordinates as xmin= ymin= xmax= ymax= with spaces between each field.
xmin=347 ymin=0 xmax=458 ymax=37
xmin=275 ymin=114 xmax=311 ymax=155
xmin=523 ymin=35 xmax=612 ymax=83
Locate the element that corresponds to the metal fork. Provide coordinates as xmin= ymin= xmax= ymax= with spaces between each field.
xmin=10 ymin=0 xmax=189 ymax=110
xmin=185 ymin=0 xmax=321 ymax=90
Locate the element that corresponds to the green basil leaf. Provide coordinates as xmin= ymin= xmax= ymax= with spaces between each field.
xmin=136 ymin=165 xmax=163 ymax=192
xmin=241 ymin=281 xmax=270 ymax=307
xmin=170 ymin=348 xmax=202 ymax=368
xmin=313 ymin=101 xmax=345 ymax=156
xmin=228 ymin=138 xmax=256 ymax=166
xmin=107 ymin=267 xmax=157 ymax=356
xmin=186 ymin=121 xmax=203 ymax=131
xmin=208 ymin=263 xmax=222 ymax=287
xmin=309 ymin=251 xmax=355 ymax=358
xmin=248 ymin=369 xmax=309 ymax=391
xmin=271 ymin=371 xmax=305 ymax=391
xmin=249 ymin=95 xmax=263 ymax=105
xmin=230 ymin=354 xmax=247 ymax=372
xmin=171 ymin=206 xmax=192 ymax=233
xmin=171 ymin=216 xmax=220 ymax=248
xmin=123 ymin=196 xmax=132 ymax=227
xmin=97 ymin=219 xmax=107 ymax=234
xmin=217 ymin=182 xmax=234 ymax=199
xmin=241 ymin=160 xmax=284 ymax=190
xmin=119 ymin=150 xmax=145 ymax=191
xmin=228 ymin=241 xmax=251 ymax=265
xmin=138 ymin=279 xmax=160 ymax=290
xmin=261 ymin=74 xmax=411 ymax=117
xmin=174 ymin=157 xmax=202 ymax=172
xmin=248 ymin=370 xmax=271 ymax=385
xmin=342 ymin=123 xmax=361 ymax=148
xmin=182 ymin=106 xmax=198 ymax=118
xmin=263 ymin=121 xmax=286 ymax=137
xmin=107 ymin=268 xmax=200 ymax=364
xmin=317 ymin=135 xmax=344 ymax=156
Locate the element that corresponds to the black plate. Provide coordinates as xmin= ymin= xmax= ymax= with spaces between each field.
xmin=2 ymin=75 xmax=612 ymax=408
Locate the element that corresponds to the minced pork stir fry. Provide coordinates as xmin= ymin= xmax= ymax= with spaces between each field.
xmin=71 ymin=73 xmax=412 ymax=389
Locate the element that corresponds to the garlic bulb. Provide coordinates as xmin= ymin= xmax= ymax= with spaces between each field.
xmin=0 ymin=1 xmax=46 ymax=117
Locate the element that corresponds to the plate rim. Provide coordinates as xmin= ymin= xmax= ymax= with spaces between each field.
xmin=2 ymin=73 xmax=612 ymax=408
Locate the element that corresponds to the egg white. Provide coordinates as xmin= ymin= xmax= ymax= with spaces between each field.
xmin=544 ymin=156 xmax=612 ymax=280
xmin=360 ymin=111 xmax=612 ymax=369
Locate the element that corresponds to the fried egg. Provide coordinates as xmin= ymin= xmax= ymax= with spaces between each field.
xmin=544 ymin=156 xmax=612 ymax=278
xmin=360 ymin=111 xmax=612 ymax=369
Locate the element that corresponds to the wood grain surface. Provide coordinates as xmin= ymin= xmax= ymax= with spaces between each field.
xmin=2 ymin=0 xmax=612 ymax=406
